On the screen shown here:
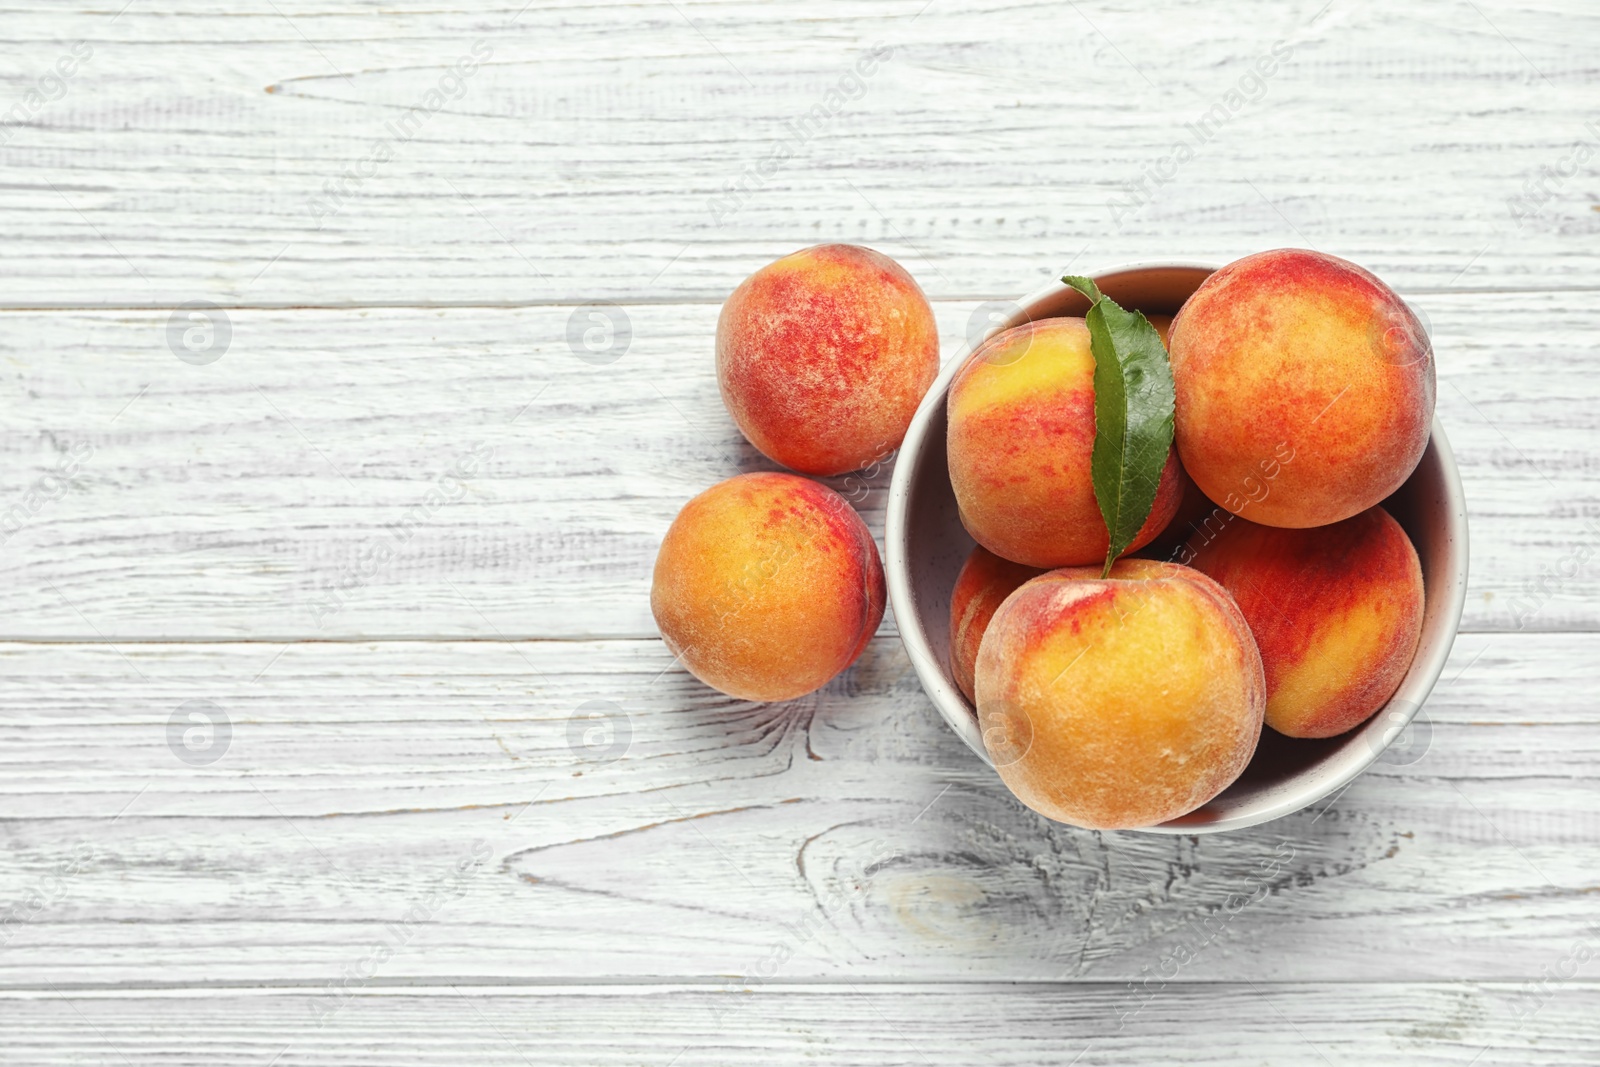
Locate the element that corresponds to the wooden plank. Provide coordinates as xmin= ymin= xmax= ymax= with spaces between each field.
xmin=0 ymin=1 xmax=1596 ymax=306
xmin=0 ymin=632 xmax=1595 ymax=986
xmin=0 ymin=983 xmax=1595 ymax=1064
xmin=0 ymin=294 xmax=1593 ymax=639
xmin=0 ymin=0 xmax=1593 ymax=1050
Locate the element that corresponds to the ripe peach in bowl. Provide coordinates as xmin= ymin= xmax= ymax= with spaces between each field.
xmin=976 ymin=559 xmax=1266 ymax=830
xmin=884 ymin=261 xmax=1468 ymax=833
xmin=1185 ymin=505 xmax=1425 ymax=741
xmin=945 ymin=317 xmax=1185 ymax=568
xmin=1169 ymin=249 xmax=1436 ymax=529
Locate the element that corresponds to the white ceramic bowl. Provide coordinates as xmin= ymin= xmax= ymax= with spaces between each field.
xmin=885 ymin=261 xmax=1469 ymax=833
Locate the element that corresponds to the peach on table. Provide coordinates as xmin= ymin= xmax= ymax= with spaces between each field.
xmin=716 ymin=243 xmax=938 ymax=477
xmin=651 ymin=472 xmax=885 ymax=703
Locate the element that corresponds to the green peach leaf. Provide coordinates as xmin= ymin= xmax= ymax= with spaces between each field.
xmin=1063 ymin=275 xmax=1175 ymax=577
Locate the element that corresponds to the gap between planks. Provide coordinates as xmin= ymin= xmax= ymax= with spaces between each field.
xmin=0 ymin=625 xmax=1588 ymax=644
xmin=2 ymin=979 xmax=1596 ymax=997
xmin=2 ymin=284 xmax=1600 ymax=313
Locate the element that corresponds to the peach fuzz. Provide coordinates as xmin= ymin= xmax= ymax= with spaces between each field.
xmin=716 ymin=244 xmax=939 ymax=476
xmin=946 ymin=318 xmax=1183 ymax=568
xmin=1186 ymin=505 xmax=1424 ymax=739
xmin=651 ymin=472 xmax=885 ymax=702
xmin=948 ymin=546 xmax=1044 ymax=704
xmin=1168 ymin=248 xmax=1435 ymax=529
xmin=974 ymin=559 xmax=1265 ymax=830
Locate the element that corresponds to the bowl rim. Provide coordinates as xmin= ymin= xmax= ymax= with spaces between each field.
xmin=885 ymin=259 xmax=1470 ymax=834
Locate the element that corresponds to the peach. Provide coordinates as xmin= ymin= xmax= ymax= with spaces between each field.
xmin=948 ymin=546 xmax=1044 ymax=704
xmin=1185 ymin=505 xmax=1423 ymax=739
xmin=651 ymin=472 xmax=885 ymax=702
xmin=947 ymin=318 xmax=1183 ymax=568
xmin=717 ymin=244 xmax=939 ymax=476
xmin=974 ymin=559 xmax=1265 ymax=829
xmin=1168 ymin=249 xmax=1434 ymax=528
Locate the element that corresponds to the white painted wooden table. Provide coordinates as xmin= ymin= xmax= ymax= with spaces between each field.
xmin=0 ymin=2 xmax=1596 ymax=1063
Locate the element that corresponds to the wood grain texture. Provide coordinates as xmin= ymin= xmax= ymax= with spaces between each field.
xmin=0 ymin=294 xmax=1594 ymax=640
xmin=0 ymin=983 xmax=1596 ymax=1065
xmin=2 ymin=0 xmax=1598 ymax=1056
xmin=0 ymin=1 xmax=1595 ymax=306
xmin=1 ymin=632 xmax=1595 ymax=987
